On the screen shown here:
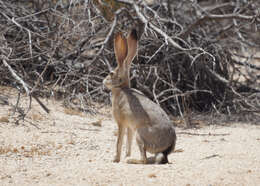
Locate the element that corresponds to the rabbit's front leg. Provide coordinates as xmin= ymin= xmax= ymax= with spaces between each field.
xmin=113 ymin=124 xmax=125 ymax=163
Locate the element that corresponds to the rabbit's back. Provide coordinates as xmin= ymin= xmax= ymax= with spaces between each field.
xmin=114 ymin=88 xmax=171 ymax=125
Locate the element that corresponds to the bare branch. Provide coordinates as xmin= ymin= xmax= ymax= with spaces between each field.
xmin=2 ymin=56 xmax=30 ymax=96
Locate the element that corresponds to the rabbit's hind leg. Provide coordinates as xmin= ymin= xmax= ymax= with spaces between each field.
xmin=155 ymin=143 xmax=175 ymax=164
xmin=125 ymin=128 xmax=133 ymax=157
xmin=126 ymin=133 xmax=148 ymax=164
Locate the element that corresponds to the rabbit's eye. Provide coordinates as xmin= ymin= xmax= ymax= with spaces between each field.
xmin=109 ymin=71 xmax=114 ymax=76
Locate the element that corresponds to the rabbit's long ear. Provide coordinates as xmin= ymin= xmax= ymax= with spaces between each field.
xmin=125 ymin=29 xmax=138 ymax=68
xmin=114 ymin=32 xmax=128 ymax=67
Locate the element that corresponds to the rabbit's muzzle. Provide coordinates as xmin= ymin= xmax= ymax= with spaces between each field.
xmin=103 ymin=74 xmax=113 ymax=90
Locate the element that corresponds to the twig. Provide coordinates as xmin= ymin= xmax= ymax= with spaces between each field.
xmin=202 ymin=154 xmax=221 ymax=160
xmin=32 ymin=95 xmax=50 ymax=114
xmin=2 ymin=56 xmax=50 ymax=114
xmin=84 ymin=8 xmax=121 ymax=67
xmin=149 ymin=22 xmax=186 ymax=50
xmin=232 ymin=57 xmax=260 ymax=71
xmin=0 ymin=95 xmax=9 ymax=105
xmin=10 ymin=17 xmax=33 ymax=59
xmin=177 ymin=132 xmax=230 ymax=136
xmin=2 ymin=56 xmax=30 ymax=96
xmin=180 ymin=13 xmax=258 ymax=38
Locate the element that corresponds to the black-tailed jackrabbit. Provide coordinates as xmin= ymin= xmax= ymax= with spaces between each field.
xmin=103 ymin=29 xmax=176 ymax=164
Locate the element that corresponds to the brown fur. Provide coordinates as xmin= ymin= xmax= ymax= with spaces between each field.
xmin=103 ymin=29 xmax=176 ymax=164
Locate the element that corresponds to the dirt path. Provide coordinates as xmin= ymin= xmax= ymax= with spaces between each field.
xmin=0 ymin=90 xmax=260 ymax=186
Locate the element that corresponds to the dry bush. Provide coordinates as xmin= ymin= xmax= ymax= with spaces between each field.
xmin=0 ymin=0 xmax=259 ymax=123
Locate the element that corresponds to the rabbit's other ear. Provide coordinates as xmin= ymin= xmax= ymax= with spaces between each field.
xmin=114 ymin=32 xmax=128 ymax=67
xmin=125 ymin=29 xmax=138 ymax=68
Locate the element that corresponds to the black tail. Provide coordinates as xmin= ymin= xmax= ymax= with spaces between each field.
xmin=160 ymin=144 xmax=172 ymax=164
xmin=161 ymin=132 xmax=176 ymax=164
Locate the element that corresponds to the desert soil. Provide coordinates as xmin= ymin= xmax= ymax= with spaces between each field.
xmin=0 ymin=87 xmax=260 ymax=186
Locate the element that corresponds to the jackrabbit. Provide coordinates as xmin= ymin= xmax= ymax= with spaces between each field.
xmin=103 ymin=29 xmax=176 ymax=164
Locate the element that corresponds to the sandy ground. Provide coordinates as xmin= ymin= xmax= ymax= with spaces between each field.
xmin=0 ymin=87 xmax=260 ymax=186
